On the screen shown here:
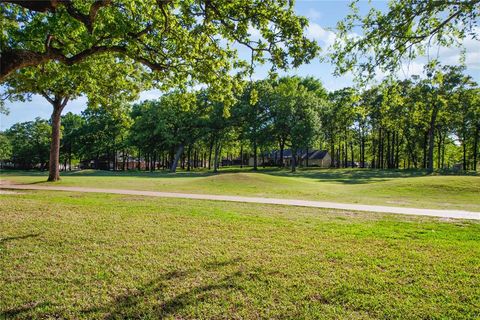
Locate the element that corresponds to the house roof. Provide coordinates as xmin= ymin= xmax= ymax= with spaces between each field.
xmin=308 ymin=150 xmax=329 ymax=160
xmin=300 ymin=150 xmax=315 ymax=159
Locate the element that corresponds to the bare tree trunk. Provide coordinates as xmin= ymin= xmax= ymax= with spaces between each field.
xmin=240 ymin=144 xmax=244 ymax=168
xmin=279 ymin=140 xmax=285 ymax=167
xmin=122 ymin=149 xmax=126 ymax=171
xmin=208 ymin=138 xmax=213 ymax=170
xmin=253 ymin=138 xmax=258 ymax=171
xmin=47 ymin=97 xmax=68 ymax=181
xmin=350 ymin=143 xmax=354 ymax=168
xmin=213 ymin=141 xmax=220 ymax=173
xmin=437 ymin=131 xmax=442 ymax=169
xmin=170 ymin=144 xmax=184 ymax=173
xmin=422 ymin=132 xmax=428 ymax=169
xmin=361 ymin=132 xmax=365 ymax=168
xmin=306 ymin=147 xmax=309 ymax=167
xmin=474 ymin=124 xmax=479 ymax=171
xmin=463 ymin=132 xmax=467 ymax=171
xmin=291 ymin=149 xmax=297 ymax=172
xmin=395 ymin=132 xmax=400 ymax=169
xmin=330 ymin=138 xmax=335 ymax=168
xmin=427 ymin=103 xmax=440 ymax=173
xmin=193 ymin=148 xmax=197 ymax=169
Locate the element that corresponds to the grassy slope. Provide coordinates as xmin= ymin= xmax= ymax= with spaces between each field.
xmin=1 ymin=191 xmax=479 ymax=319
xmin=2 ymin=168 xmax=480 ymax=211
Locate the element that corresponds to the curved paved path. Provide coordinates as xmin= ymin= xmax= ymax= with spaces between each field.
xmin=1 ymin=183 xmax=479 ymax=220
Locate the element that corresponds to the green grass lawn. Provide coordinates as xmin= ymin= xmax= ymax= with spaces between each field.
xmin=2 ymin=168 xmax=480 ymax=211
xmin=1 ymin=191 xmax=479 ymax=319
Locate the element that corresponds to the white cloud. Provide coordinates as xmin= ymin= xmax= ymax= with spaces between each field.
xmin=306 ymin=23 xmax=336 ymax=47
xmin=306 ymin=8 xmax=322 ymax=20
xmin=435 ymin=35 xmax=480 ymax=70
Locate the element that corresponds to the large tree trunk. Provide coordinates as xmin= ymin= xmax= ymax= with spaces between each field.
xmin=47 ymin=98 xmax=68 ymax=182
xmin=170 ymin=144 xmax=184 ymax=173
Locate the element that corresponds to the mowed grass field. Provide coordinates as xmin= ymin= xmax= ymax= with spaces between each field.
xmin=1 ymin=190 xmax=479 ymax=319
xmin=2 ymin=168 xmax=480 ymax=211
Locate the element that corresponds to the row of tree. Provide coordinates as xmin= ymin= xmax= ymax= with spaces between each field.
xmin=2 ymin=66 xmax=479 ymax=173
xmin=2 ymin=0 xmax=478 ymax=181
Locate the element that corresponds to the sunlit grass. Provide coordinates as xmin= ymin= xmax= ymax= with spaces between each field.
xmin=2 ymin=168 xmax=479 ymax=211
xmin=1 ymin=191 xmax=479 ymax=319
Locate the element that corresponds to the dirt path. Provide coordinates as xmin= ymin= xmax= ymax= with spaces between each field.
xmin=1 ymin=183 xmax=479 ymax=220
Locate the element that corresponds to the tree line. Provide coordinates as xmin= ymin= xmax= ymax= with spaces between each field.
xmin=2 ymin=0 xmax=478 ymax=181
xmin=2 ymin=67 xmax=479 ymax=173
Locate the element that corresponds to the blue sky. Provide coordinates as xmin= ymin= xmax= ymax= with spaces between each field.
xmin=1 ymin=0 xmax=479 ymax=130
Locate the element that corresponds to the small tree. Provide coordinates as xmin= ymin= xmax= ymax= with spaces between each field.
xmin=1 ymin=56 xmax=142 ymax=180
xmin=5 ymin=118 xmax=51 ymax=170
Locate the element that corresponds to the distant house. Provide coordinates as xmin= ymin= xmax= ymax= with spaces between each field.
xmin=248 ymin=149 xmax=331 ymax=168
xmin=300 ymin=150 xmax=331 ymax=167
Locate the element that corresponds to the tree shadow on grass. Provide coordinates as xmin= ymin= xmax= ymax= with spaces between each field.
xmin=59 ymin=168 xmax=432 ymax=184
xmin=1 ymin=302 xmax=52 ymax=319
xmin=81 ymin=257 xmax=246 ymax=319
xmin=0 ymin=233 xmax=42 ymax=245
xmin=262 ymin=168 xmax=431 ymax=184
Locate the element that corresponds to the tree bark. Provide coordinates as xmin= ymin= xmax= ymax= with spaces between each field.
xmin=187 ymin=145 xmax=191 ymax=171
xmin=170 ymin=144 xmax=184 ymax=173
xmin=427 ymin=102 xmax=440 ymax=172
xmin=240 ymin=144 xmax=243 ymax=168
xmin=208 ymin=138 xmax=213 ymax=170
xmin=463 ymin=132 xmax=467 ymax=171
xmin=422 ymin=132 xmax=428 ymax=169
xmin=47 ymin=98 xmax=68 ymax=181
xmin=306 ymin=147 xmax=309 ymax=167
xmin=350 ymin=142 xmax=354 ymax=168
xmin=279 ymin=139 xmax=285 ymax=167
xmin=253 ymin=138 xmax=258 ymax=171
xmin=137 ymin=149 xmax=141 ymax=170
xmin=473 ymin=124 xmax=479 ymax=171
xmin=213 ymin=141 xmax=220 ymax=173
xmin=291 ymin=149 xmax=297 ymax=172
xmin=330 ymin=139 xmax=335 ymax=168
xmin=437 ymin=131 xmax=442 ymax=169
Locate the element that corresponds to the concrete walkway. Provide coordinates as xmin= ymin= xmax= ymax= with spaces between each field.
xmin=1 ymin=183 xmax=479 ymax=220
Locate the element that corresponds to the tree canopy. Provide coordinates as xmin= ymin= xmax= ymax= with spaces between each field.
xmin=332 ymin=0 xmax=480 ymax=79
xmin=1 ymin=0 xmax=319 ymax=88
